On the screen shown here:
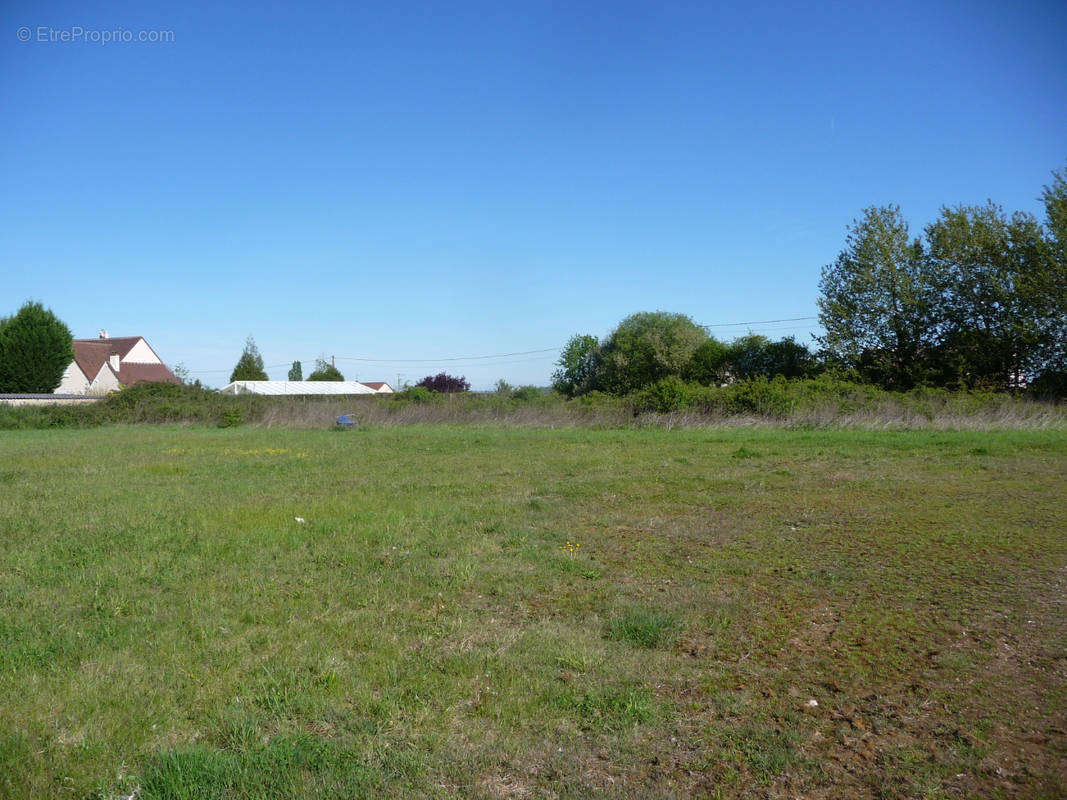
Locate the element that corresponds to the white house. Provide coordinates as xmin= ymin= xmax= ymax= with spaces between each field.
xmin=56 ymin=331 xmax=180 ymax=395
xmin=218 ymin=381 xmax=395 ymax=396
xmin=359 ymin=382 xmax=395 ymax=393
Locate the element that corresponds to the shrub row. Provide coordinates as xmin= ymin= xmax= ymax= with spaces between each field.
xmin=0 ymin=382 xmax=266 ymax=430
xmin=628 ymin=373 xmax=1043 ymax=419
xmin=0 ymin=377 xmax=1061 ymax=430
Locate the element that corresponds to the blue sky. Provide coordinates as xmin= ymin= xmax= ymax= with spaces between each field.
xmin=2 ymin=0 xmax=1065 ymax=389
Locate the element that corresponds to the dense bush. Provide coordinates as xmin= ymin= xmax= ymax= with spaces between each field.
xmin=492 ymin=381 xmax=544 ymax=402
xmin=1029 ymin=370 xmax=1067 ymax=400
xmin=415 ymin=373 xmax=470 ymax=393
xmin=597 ymin=312 xmax=707 ymax=394
xmin=510 ymin=385 xmax=544 ymax=402
xmin=0 ymin=402 xmax=105 ymax=430
xmin=0 ymin=382 xmax=269 ymax=429
xmin=623 ymin=373 xmax=1034 ymax=420
xmin=99 ymin=381 xmax=268 ymax=425
xmin=727 ymin=334 xmax=817 ymax=380
xmin=720 ymin=376 xmax=795 ymax=416
xmin=633 ymin=376 xmax=691 ymax=413
xmin=0 ymin=301 xmax=75 ymax=393
xmin=684 ymin=338 xmax=730 ymax=385
xmin=574 ymin=391 xmax=624 ymax=410
xmin=307 ymin=359 xmax=344 ymax=381
xmin=395 ymin=385 xmax=440 ymax=404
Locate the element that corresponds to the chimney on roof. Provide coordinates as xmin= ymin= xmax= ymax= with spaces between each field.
xmin=109 ymin=354 xmax=120 ymax=372
xmin=99 ymin=330 xmax=108 ymax=339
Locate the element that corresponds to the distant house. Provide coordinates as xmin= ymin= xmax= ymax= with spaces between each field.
xmin=218 ymin=381 xmax=394 ymax=396
xmin=56 ymin=331 xmax=179 ymax=395
xmin=359 ymin=382 xmax=394 ymax=393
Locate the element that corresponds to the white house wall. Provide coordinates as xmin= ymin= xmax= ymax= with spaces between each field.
xmin=56 ymin=362 xmax=90 ymax=394
xmin=88 ymin=365 xmax=122 ymax=395
xmin=122 ymin=339 xmax=162 ymax=364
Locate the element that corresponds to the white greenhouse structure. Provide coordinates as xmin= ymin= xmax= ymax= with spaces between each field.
xmin=218 ymin=381 xmax=394 ymax=396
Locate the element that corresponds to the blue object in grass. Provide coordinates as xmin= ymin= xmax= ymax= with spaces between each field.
xmin=336 ymin=414 xmax=355 ymax=427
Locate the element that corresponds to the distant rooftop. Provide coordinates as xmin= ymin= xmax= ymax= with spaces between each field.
xmin=218 ymin=381 xmax=392 ymax=396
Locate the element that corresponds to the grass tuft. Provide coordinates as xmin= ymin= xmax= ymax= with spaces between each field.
xmin=605 ymin=609 xmax=679 ymax=649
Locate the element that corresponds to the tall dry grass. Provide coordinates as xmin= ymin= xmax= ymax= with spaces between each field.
xmin=255 ymin=391 xmax=1067 ymax=431
xmin=257 ymin=395 xmax=633 ymax=429
xmin=4 ymin=379 xmax=1061 ymax=431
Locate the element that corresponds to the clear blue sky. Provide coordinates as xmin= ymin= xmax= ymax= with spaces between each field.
xmin=3 ymin=0 xmax=1065 ymax=389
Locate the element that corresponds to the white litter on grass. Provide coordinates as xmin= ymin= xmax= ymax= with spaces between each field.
xmin=294 ymin=517 xmax=306 ymax=524
xmin=806 ymin=699 xmax=819 ymax=707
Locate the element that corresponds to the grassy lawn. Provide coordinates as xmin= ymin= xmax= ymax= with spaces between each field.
xmin=1 ymin=425 xmax=1065 ymax=798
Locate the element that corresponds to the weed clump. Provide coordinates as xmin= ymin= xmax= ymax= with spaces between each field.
xmin=606 ymin=609 xmax=678 ymax=649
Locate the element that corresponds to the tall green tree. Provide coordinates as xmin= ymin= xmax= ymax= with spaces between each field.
xmin=1044 ymin=166 xmax=1067 ymax=265
xmin=0 ymin=301 xmax=75 ymax=393
xmin=307 ymin=358 xmax=344 ymax=381
xmin=1033 ymin=166 xmax=1067 ymax=384
xmin=924 ymin=202 xmax=1048 ymax=389
xmin=597 ymin=312 xmax=707 ymax=394
xmin=551 ymin=334 xmax=600 ymax=397
xmin=229 ymin=336 xmax=268 ymax=382
xmin=288 ymin=361 xmax=303 ymax=381
xmin=817 ymin=206 xmax=935 ymax=389
xmin=727 ymin=334 xmax=815 ymax=380
xmin=684 ymin=336 xmax=730 ymax=385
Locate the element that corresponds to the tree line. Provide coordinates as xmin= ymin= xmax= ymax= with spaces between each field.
xmin=818 ymin=166 xmax=1066 ymax=393
xmin=550 ymin=314 xmax=818 ymax=397
xmin=229 ymin=337 xmax=344 ymax=383
xmin=555 ymin=165 xmax=1067 ymax=398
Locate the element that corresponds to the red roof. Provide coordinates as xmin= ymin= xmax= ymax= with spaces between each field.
xmin=72 ymin=340 xmax=117 ymax=381
xmin=72 ymin=337 xmax=179 ymax=386
xmin=361 ymin=382 xmax=390 ymax=390
xmin=117 ymin=363 xmax=180 ymax=385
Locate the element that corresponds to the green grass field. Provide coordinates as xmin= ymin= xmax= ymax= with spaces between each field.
xmin=1 ymin=425 xmax=1065 ymax=798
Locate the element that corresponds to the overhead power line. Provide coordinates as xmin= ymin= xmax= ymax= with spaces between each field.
xmin=183 ymin=316 xmax=822 ymax=375
xmin=190 ymin=362 xmax=299 ymax=375
xmin=186 ymin=352 xmax=560 ymax=376
xmin=699 ymin=316 xmax=818 ymax=328
xmin=334 ymin=347 xmax=560 ymax=364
